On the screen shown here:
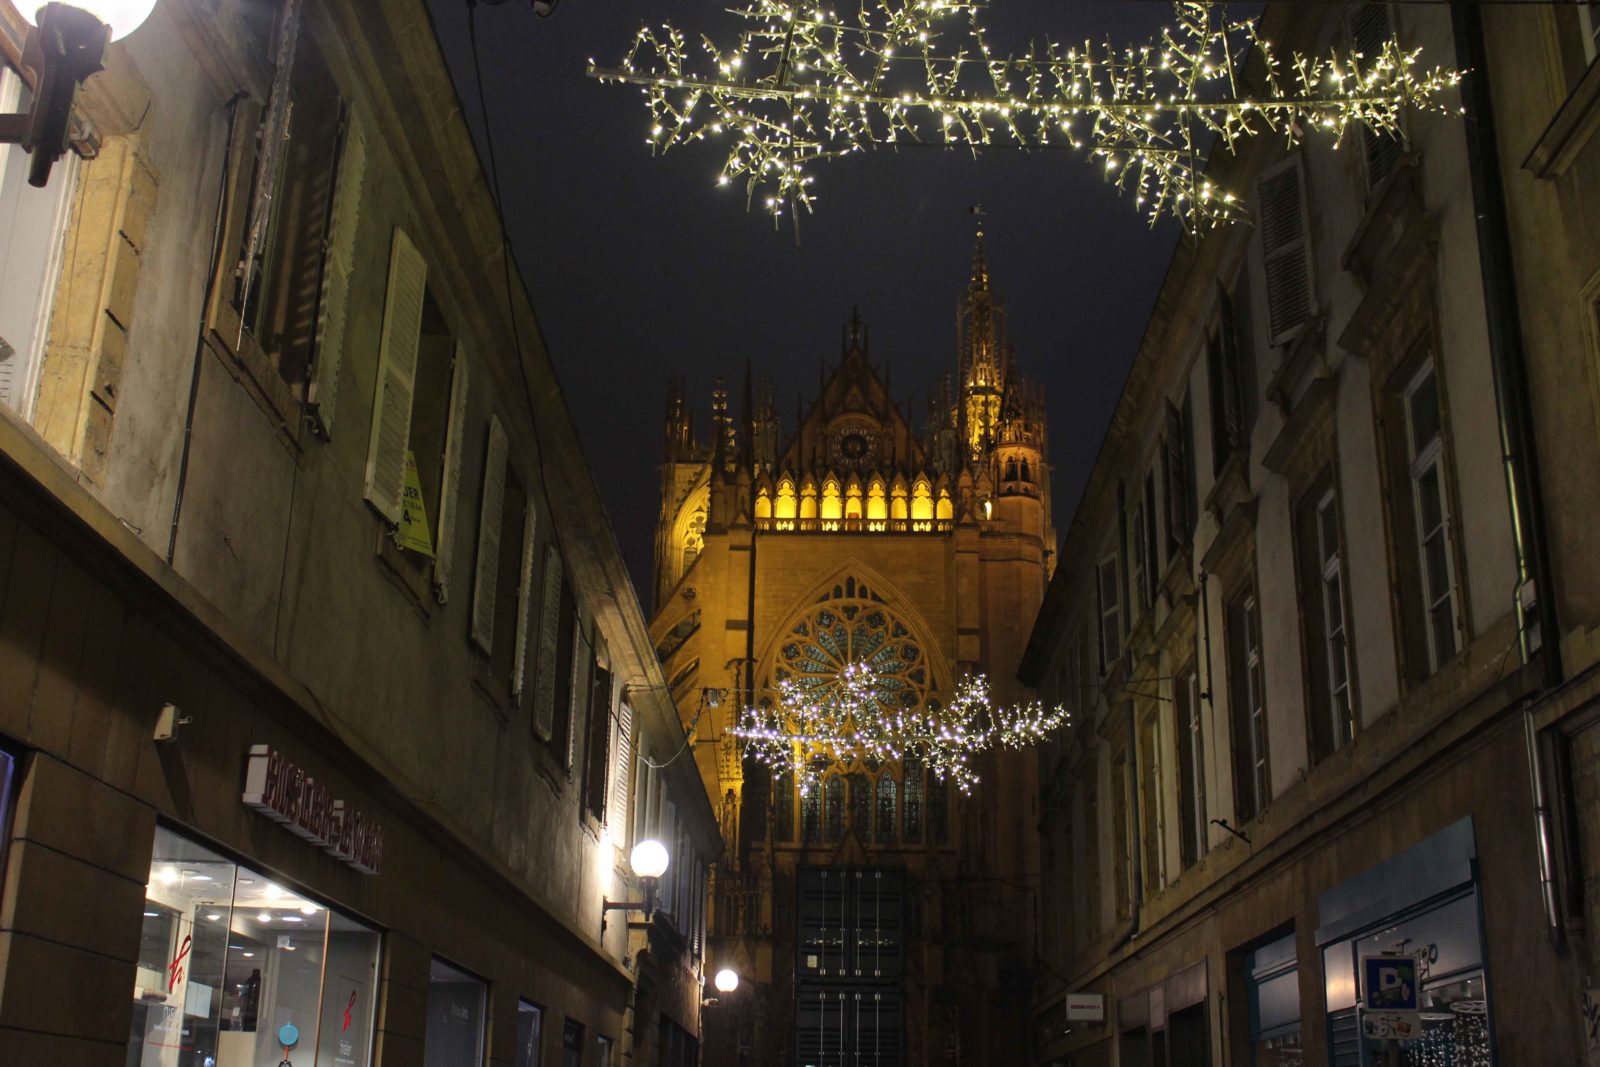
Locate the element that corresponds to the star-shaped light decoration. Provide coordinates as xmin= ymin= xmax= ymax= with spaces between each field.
xmin=589 ymin=1 xmax=1462 ymax=232
xmin=731 ymin=661 xmax=1070 ymax=795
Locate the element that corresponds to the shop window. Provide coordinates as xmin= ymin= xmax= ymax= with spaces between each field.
xmin=1323 ymin=890 xmax=1491 ymax=1066
xmin=1244 ymin=931 xmax=1302 ymax=1066
xmin=425 ymin=958 xmax=486 ymax=1065
xmin=129 ymin=826 xmax=380 ymax=1067
xmin=562 ymin=1020 xmax=584 ymax=1067
xmin=0 ymin=64 xmax=76 ymax=419
xmin=515 ymin=1000 xmax=544 ymax=1067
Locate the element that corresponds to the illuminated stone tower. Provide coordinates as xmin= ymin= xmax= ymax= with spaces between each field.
xmin=649 ymin=231 xmax=1054 ymax=1066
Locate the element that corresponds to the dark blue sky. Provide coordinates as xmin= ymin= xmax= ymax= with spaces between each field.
xmin=426 ymin=0 xmax=1182 ymax=594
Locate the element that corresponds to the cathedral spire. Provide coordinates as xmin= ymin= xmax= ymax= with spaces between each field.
xmin=970 ymin=208 xmax=990 ymax=293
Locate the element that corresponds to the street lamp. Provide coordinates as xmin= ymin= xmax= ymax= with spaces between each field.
xmin=1 ymin=2 xmax=159 ymax=187
xmin=714 ymin=968 xmax=739 ymax=994
xmin=602 ymin=838 xmax=669 ymax=934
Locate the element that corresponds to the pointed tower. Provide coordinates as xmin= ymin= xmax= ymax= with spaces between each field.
xmin=958 ymin=222 xmax=1012 ymax=462
xmin=654 ymin=379 xmax=712 ymax=610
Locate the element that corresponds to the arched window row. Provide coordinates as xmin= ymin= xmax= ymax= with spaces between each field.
xmin=779 ymin=760 xmax=948 ymax=847
xmin=753 ymin=476 xmax=955 ymax=533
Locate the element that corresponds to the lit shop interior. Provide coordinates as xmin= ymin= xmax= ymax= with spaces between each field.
xmin=129 ymin=827 xmax=380 ymax=1067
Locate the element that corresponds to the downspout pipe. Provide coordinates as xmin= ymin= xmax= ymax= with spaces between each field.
xmin=1450 ymin=0 xmax=1562 ymax=689
xmin=1452 ymin=0 xmax=1566 ymax=945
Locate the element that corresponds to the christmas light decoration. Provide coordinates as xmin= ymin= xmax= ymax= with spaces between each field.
xmin=731 ymin=661 xmax=1069 ymax=794
xmin=589 ymin=0 xmax=1462 ymax=231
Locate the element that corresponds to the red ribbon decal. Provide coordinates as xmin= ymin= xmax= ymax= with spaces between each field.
xmin=342 ymin=990 xmax=357 ymax=1032
xmin=168 ymin=934 xmax=192 ymax=993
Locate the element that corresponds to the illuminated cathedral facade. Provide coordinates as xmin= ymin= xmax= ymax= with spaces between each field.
xmin=648 ymin=232 xmax=1055 ymax=1065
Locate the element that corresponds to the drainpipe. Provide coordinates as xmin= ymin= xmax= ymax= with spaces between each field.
xmin=1450 ymin=1 xmax=1561 ymax=689
xmin=168 ymin=91 xmax=246 ymax=564
xmin=1452 ymin=0 xmax=1566 ymax=944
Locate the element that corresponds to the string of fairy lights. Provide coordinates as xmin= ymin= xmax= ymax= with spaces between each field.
xmin=730 ymin=661 xmax=1070 ymax=796
xmin=588 ymin=0 xmax=1463 ymax=232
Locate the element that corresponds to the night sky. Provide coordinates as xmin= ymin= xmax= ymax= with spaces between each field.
xmin=425 ymin=0 xmax=1183 ymax=595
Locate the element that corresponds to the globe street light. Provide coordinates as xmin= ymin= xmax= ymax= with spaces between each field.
xmin=714 ymin=968 xmax=740 ymax=994
xmin=1 ymin=2 xmax=160 ymax=186
xmin=602 ymin=839 xmax=671 ymax=935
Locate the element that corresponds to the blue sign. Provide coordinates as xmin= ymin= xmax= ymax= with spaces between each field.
xmin=1363 ymin=956 xmax=1419 ymax=1012
xmin=278 ymin=1022 xmax=300 ymax=1048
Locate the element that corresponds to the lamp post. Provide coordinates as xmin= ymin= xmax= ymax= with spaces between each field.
xmin=602 ymin=838 xmax=669 ymax=935
xmin=1 ymin=1 xmax=158 ymax=187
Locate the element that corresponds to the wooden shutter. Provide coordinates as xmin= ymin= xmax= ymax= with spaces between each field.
xmin=567 ymin=619 xmax=592 ymax=770
xmin=511 ymin=499 xmax=540 ymax=702
xmin=611 ymin=699 xmax=634 ymax=844
xmin=469 ymin=415 xmax=508 ymax=653
xmin=431 ymin=347 xmax=471 ymax=602
xmin=1350 ymin=3 xmax=1402 ymax=192
xmin=363 ymin=228 xmax=427 ymax=523
xmin=307 ymin=113 xmax=366 ymax=437
xmin=1257 ymin=157 xmax=1313 ymax=344
xmin=532 ymin=546 xmax=564 ymax=740
xmin=1164 ymin=400 xmax=1189 ymax=550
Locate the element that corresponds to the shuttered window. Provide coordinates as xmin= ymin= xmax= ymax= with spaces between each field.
xmin=566 ymin=618 xmax=592 ymax=772
xmin=511 ymin=502 xmax=539 ymax=704
xmin=363 ymin=228 xmax=427 ymax=523
xmin=431 ymin=349 xmax=471 ymax=602
xmin=532 ymin=547 xmax=564 ymax=741
xmin=306 ymin=113 xmax=366 ymax=437
xmin=1349 ymin=3 xmax=1403 ymax=194
xmin=1257 ymin=156 xmax=1314 ymax=345
xmin=1097 ymin=553 xmax=1122 ymax=672
xmin=470 ymin=416 xmax=509 ymax=653
xmin=584 ymin=660 xmax=614 ymax=819
xmin=610 ymin=700 xmax=634 ymax=847
xmin=1163 ymin=400 xmax=1190 ymax=554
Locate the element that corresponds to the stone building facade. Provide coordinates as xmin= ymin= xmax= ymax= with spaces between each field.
xmin=0 ymin=1 xmax=717 ymax=1064
xmin=1020 ymin=2 xmax=1600 ymax=1065
xmin=649 ymin=235 xmax=1055 ymax=1065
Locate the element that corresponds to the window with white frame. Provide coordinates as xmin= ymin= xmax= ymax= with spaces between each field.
xmin=1581 ymin=1 xmax=1600 ymax=63
xmin=0 ymin=65 xmax=77 ymax=418
xmin=1315 ymin=486 xmax=1355 ymax=747
xmin=1226 ymin=582 xmax=1270 ymax=822
xmin=1175 ymin=665 xmax=1207 ymax=871
xmin=1137 ymin=707 xmax=1165 ymax=892
xmin=1097 ymin=553 xmax=1122 ymax=672
xmin=1405 ymin=362 xmax=1460 ymax=671
xmin=1129 ymin=500 xmax=1148 ymax=619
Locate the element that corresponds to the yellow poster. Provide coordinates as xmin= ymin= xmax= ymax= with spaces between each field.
xmin=396 ymin=450 xmax=434 ymax=557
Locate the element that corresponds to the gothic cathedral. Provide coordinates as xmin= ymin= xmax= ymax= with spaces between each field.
xmin=648 ymin=231 xmax=1055 ymax=1065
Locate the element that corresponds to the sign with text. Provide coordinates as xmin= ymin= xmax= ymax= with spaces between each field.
xmin=242 ymin=745 xmax=384 ymax=874
xmin=1363 ymin=954 xmax=1419 ymax=1012
xmin=1064 ymin=994 xmax=1105 ymax=1023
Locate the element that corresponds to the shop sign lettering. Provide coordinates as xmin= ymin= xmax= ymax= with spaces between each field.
xmin=242 ymin=745 xmax=384 ymax=874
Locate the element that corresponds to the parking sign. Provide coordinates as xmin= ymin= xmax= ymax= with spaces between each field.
xmin=1363 ymin=955 xmax=1419 ymax=1012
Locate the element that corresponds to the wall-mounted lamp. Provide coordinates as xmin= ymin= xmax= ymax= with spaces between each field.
xmin=603 ymin=838 xmax=669 ymax=934
xmin=1 ymin=2 xmax=157 ymax=187
xmin=702 ymin=967 xmax=741 ymax=1006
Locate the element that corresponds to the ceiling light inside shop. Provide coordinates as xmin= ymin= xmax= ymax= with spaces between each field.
xmin=257 ymin=911 xmax=272 ymax=923
xmin=157 ymin=867 xmax=179 ymax=885
xmin=263 ymin=883 xmax=283 ymax=901
xmin=205 ymin=913 xmax=221 ymax=921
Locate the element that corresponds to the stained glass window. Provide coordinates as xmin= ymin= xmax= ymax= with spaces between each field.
xmin=801 ymin=787 xmax=821 ymax=841
xmin=773 ymin=766 xmax=794 ymax=842
xmin=849 ymin=774 xmax=871 ymax=837
xmin=824 ymin=777 xmax=845 ymax=841
xmin=875 ymin=776 xmax=898 ymax=844
xmin=903 ymin=757 xmax=924 ymax=843
xmin=928 ymin=770 xmax=949 ymax=845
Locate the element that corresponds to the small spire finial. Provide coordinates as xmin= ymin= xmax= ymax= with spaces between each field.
xmin=968 ymin=204 xmax=989 ymax=289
